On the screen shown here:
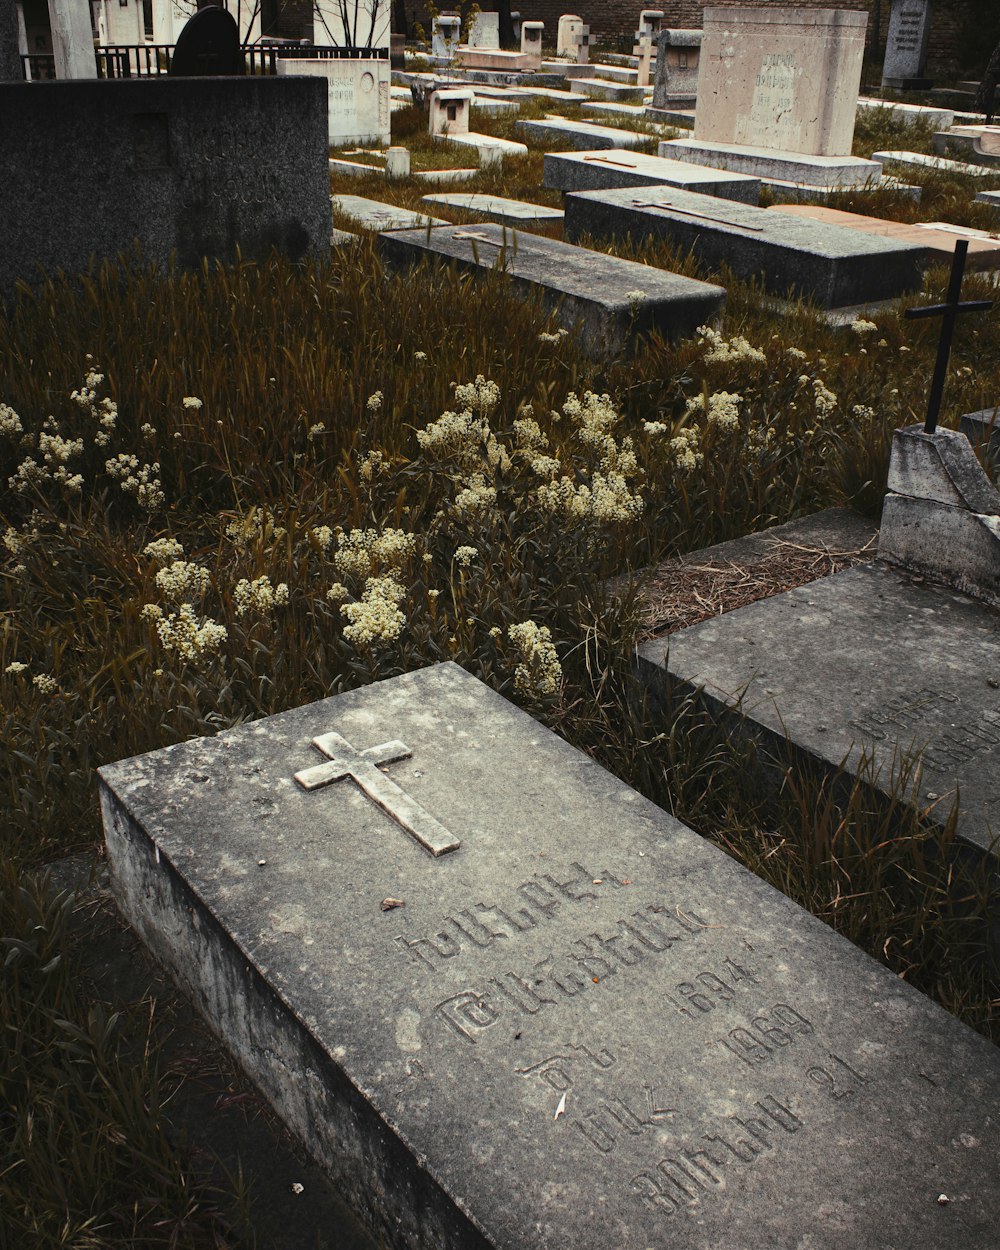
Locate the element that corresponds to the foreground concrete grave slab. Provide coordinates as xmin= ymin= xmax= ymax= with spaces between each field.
xmin=332 ymin=196 xmax=446 ymax=231
xmin=873 ymin=149 xmax=996 ymax=178
xmin=563 ymin=185 xmax=924 ymax=308
xmin=638 ymin=563 xmax=1000 ymax=860
xmin=544 ymin=148 xmax=760 ymax=204
xmin=517 ymin=116 xmax=649 ymax=150
xmin=768 ymin=204 xmax=1000 ymax=270
xmin=101 ymin=663 xmax=1000 ymax=1249
xmin=376 ymin=222 xmax=725 ymax=356
xmin=418 ymin=193 xmax=564 ymax=225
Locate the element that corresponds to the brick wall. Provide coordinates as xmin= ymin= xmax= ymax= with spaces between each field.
xmin=400 ymin=3 xmax=996 ymax=80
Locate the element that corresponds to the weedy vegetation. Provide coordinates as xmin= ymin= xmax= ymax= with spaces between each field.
xmin=2 ymin=99 xmax=999 ymax=1247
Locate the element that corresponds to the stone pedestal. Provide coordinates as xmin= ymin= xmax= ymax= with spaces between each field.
xmin=48 ymin=0 xmax=97 ymax=79
xmin=693 ymin=5 xmax=867 ymax=157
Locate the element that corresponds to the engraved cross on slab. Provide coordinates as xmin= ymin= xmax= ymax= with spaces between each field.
xmin=294 ymin=732 xmax=460 ymax=858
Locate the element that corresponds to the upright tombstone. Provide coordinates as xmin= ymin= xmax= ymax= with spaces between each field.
xmin=431 ymin=13 xmax=461 ymax=58
xmin=661 ymin=6 xmax=878 ymax=187
xmin=169 ymin=6 xmax=243 ymax=76
xmin=100 ymin=662 xmax=1000 ymax=1250
xmin=693 ymin=6 xmax=866 ymax=155
xmin=651 ymin=29 xmax=701 ymax=108
xmin=557 ymin=14 xmax=583 ymax=59
xmin=276 ymin=53 xmax=391 ymax=146
xmin=0 ymin=76 xmax=331 ymax=300
xmin=97 ymin=0 xmax=145 ymax=46
xmin=48 ymin=0 xmax=97 ymax=79
xmin=467 ymin=9 xmax=500 ymax=50
xmin=881 ymin=0 xmax=934 ymax=91
xmin=521 ymin=19 xmax=543 ymax=69
xmin=428 ymin=86 xmax=473 ymax=135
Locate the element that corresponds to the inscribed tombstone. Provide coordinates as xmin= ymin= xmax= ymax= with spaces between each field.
xmin=275 ymin=55 xmax=390 ymax=146
xmin=101 ymin=662 xmax=1000 ymax=1250
xmin=693 ymin=6 xmax=867 ymax=156
xmin=882 ymin=0 xmax=933 ymax=89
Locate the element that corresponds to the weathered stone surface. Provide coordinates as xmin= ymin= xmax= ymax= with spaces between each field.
xmin=661 ymin=138 xmax=881 ymax=189
xmin=517 ymin=116 xmax=648 ymax=149
xmin=544 ymin=149 xmax=760 ymax=204
xmin=376 ymin=222 xmax=725 ymax=356
xmin=857 ymin=97 xmax=954 ymax=129
xmin=333 ymin=196 xmax=447 ymax=231
xmin=0 ymin=0 xmax=21 ymax=82
xmin=102 ymin=662 xmax=1000 ymax=1250
xmin=562 ymin=185 xmax=923 ymax=308
xmin=767 ymin=205 xmax=1000 ymax=270
xmin=879 ymin=426 xmax=1000 ymax=607
xmin=637 ymin=562 xmax=1000 ymax=859
xmin=881 ymin=0 xmax=933 ymax=89
xmin=933 ymin=127 xmax=1000 ymax=169
xmin=418 ymin=193 xmax=564 ymax=224
xmin=960 ymin=407 xmax=1000 ymax=454
xmin=652 ymin=28 xmax=701 ymax=107
xmin=275 ymin=55 xmax=390 ymax=147
xmin=569 ymin=77 xmax=644 ymax=103
xmin=0 ymin=78 xmax=330 ymax=300
xmin=693 ymin=6 xmax=867 ymax=156
xmin=874 ymin=149 xmax=994 ymax=177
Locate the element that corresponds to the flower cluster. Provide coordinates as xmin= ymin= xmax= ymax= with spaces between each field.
xmin=698 ymin=325 xmax=766 ymax=366
xmin=234 ymin=575 xmax=289 ymax=618
xmin=333 ymin=527 xmax=416 ymax=579
xmin=508 ymin=620 xmax=562 ymax=699
xmin=143 ymin=537 xmax=185 ymax=564
xmin=155 ymin=560 xmax=211 ymax=603
xmin=0 ymin=403 xmax=23 ymax=437
xmin=340 ymin=575 xmax=407 ymax=647
xmin=668 ymin=426 xmax=703 ymax=473
xmin=105 ymin=453 xmax=164 ymax=511
xmin=140 ymin=602 xmax=227 ymax=663
xmin=686 ymin=390 xmax=742 ymax=432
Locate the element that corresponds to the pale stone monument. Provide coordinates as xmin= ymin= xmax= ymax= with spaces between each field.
xmin=101 ymin=662 xmax=1000 ymax=1249
xmin=95 ymin=0 xmax=145 ymax=46
xmin=467 ymin=9 xmax=499 ymax=50
xmin=661 ymin=6 xmax=879 ymax=188
xmin=428 ymin=86 xmax=473 ymax=136
xmin=651 ymin=29 xmax=701 ymax=108
xmin=431 ymin=13 xmax=460 ymax=58
xmin=48 ymin=0 xmax=97 ymax=79
xmin=276 ymin=54 xmax=391 ymax=146
xmin=521 ymin=19 xmax=543 ymax=69
xmin=557 ymin=14 xmax=585 ymax=59
xmin=693 ymin=5 xmax=866 ymax=154
xmin=881 ymin=0 xmax=933 ymax=91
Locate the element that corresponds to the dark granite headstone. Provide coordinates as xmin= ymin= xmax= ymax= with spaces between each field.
xmin=169 ymin=6 xmax=244 ymax=77
xmin=100 ymin=662 xmax=1000 ymax=1249
xmin=1 ymin=0 xmax=21 ymax=82
xmin=0 ymin=77 xmax=330 ymax=299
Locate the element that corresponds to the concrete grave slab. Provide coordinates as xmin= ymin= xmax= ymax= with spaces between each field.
xmin=332 ymin=196 xmax=447 ymax=231
xmin=517 ymin=116 xmax=650 ymax=150
xmin=101 ymin=662 xmax=1000 ymax=1250
xmin=857 ymin=97 xmax=954 ymax=129
xmin=975 ymin=190 xmax=1000 ymax=213
xmin=660 ymin=138 xmax=881 ymax=189
xmin=562 ymin=185 xmax=924 ymax=308
xmin=543 ymin=149 xmax=760 ymax=204
xmin=433 ymin=132 xmax=528 ymax=158
xmin=569 ymin=77 xmax=644 ymax=103
xmin=637 ymin=561 xmax=1000 ymax=861
xmin=376 ymin=222 xmax=725 ymax=356
xmin=873 ymin=149 xmax=996 ymax=178
xmin=934 ymin=126 xmax=1000 ymax=168
xmin=418 ymin=193 xmax=564 ymax=225
xmin=961 ymin=407 xmax=1000 ymax=455
xmin=767 ymin=204 xmax=1000 ymax=270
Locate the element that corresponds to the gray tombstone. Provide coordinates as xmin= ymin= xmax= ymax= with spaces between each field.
xmin=169 ymin=6 xmax=244 ymax=77
xmin=881 ymin=0 xmax=933 ymax=91
xmin=651 ymin=29 xmax=701 ymax=108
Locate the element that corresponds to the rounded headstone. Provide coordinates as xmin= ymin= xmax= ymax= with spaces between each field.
xmin=169 ymin=7 xmax=244 ymax=78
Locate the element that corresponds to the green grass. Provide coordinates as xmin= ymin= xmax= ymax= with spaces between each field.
xmin=2 ymin=102 xmax=999 ymax=1246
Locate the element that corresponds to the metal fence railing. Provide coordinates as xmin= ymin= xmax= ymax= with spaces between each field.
xmin=20 ymin=43 xmax=388 ymax=82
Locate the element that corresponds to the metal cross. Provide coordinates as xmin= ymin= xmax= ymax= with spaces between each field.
xmin=294 ymin=731 xmax=460 ymax=858
xmin=904 ymin=239 xmax=993 ymax=434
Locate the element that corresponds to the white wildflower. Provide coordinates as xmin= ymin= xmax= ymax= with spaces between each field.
xmin=366 ymin=391 xmax=383 ymax=414
xmin=141 ymin=601 xmax=227 ymax=663
xmin=850 ymin=318 xmax=878 ymax=335
xmin=698 ymin=325 xmax=766 ymax=365
xmin=182 ymin=396 xmax=203 ymax=410
xmin=334 ymin=528 xmax=415 ymax=580
xmin=341 ymin=575 xmax=407 ymax=648
xmin=454 ymin=545 xmax=478 ymax=568
xmin=143 ymin=537 xmax=185 ymax=564
xmin=155 ymin=560 xmax=211 ymax=603
xmin=234 ymin=575 xmax=289 ymax=617
xmin=32 ymin=673 xmax=59 ymax=694
xmin=508 ymin=621 xmax=562 ymax=699
xmin=5 ymin=661 xmax=27 ymax=675
xmin=0 ymin=403 xmax=23 ymax=437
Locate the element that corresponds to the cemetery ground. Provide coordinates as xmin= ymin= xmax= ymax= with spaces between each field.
xmin=3 ymin=104 xmax=1000 ymax=1248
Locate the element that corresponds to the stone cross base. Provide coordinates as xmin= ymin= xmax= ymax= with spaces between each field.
xmin=878 ymin=424 xmax=1000 ymax=607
